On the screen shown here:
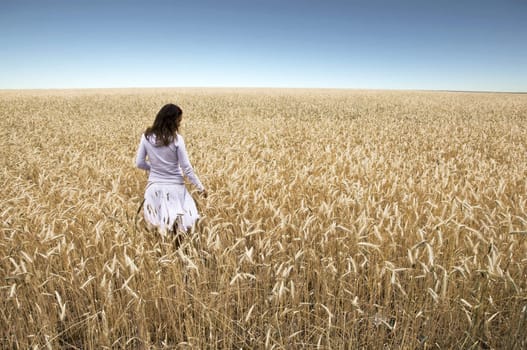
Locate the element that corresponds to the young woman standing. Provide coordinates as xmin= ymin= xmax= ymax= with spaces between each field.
xmin=135 ymin=103 xmax=207 ymax=235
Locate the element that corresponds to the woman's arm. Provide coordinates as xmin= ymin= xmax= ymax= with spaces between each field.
xmin=177 ymin=135 xmax=205 ymax=191
xmin=135 ymin=135 xmax=151 ymax=171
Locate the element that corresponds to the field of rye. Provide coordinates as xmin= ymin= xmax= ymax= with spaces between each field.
xmin=1 ymin=88 xmax=526 ymax=349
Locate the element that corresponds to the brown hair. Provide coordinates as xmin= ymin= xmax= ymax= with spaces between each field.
xmin=144 ymin=104 xmax=182 ymax=146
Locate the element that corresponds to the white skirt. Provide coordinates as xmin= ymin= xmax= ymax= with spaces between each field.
xmin=143 ymin=183 xmax=199 ymax=233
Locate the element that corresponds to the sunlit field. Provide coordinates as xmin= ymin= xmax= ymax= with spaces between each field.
xmin=1 ymin=88 xmax=526 ymax=348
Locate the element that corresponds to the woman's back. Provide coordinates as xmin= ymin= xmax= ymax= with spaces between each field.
xmin=136 ymin=133 xmax=204 ymax=190
xmin=139 ymin=134 xmax=182 ymax=182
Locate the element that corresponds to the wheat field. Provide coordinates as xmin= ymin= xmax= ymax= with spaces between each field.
xmin=1 ymin=88 xmax=526 ymax=349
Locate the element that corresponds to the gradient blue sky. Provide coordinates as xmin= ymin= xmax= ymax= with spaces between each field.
xmin=1 ymin=0 xmax=526 ymax=91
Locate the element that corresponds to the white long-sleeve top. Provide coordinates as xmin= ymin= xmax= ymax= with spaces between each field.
xmin=135 ymin=133 xmax=205 ymax=191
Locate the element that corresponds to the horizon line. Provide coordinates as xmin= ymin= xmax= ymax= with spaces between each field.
xmin=0 ymin=86 xmax=525 ymax=94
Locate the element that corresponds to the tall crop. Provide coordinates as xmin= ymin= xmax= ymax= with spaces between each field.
xmin=1 ymin=88 xmax=526 ymax=348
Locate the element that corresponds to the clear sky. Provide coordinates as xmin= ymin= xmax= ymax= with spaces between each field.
xmin=1 ymin=0 xmax=526 ymax=91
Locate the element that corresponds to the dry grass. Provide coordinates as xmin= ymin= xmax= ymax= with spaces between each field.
xmin=1 ymin=88 xmax=526 ymax=348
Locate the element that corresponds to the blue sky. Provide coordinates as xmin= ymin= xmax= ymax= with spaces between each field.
xmin=1 ymin=0 xmax=526 ymax=91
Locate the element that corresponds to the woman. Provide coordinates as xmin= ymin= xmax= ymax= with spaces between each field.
xmin=135 ymin=103 xmax=207 ymax=235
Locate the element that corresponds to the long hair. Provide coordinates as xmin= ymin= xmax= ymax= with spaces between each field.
xmin=144 ymin=104 xmax=182 ymax=146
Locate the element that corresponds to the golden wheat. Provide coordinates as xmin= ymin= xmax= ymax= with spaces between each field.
xmin=1 ymin=88 xmax=526 ymax=348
